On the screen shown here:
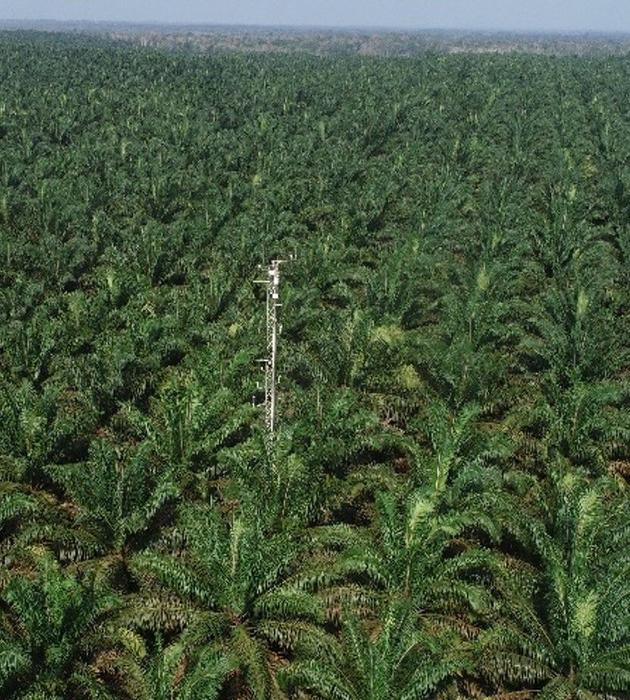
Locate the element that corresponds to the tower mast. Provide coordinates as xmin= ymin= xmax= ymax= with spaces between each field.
xmin=255 ymin=258 xmax=288 ymax=436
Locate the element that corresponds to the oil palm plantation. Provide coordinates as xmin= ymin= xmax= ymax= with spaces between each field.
xmin=0 ymin=31 xmax=629 ymax=700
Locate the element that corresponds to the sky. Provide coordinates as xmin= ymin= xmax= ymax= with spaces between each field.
xmin=1 ymin=0 xmax=630 ymax=33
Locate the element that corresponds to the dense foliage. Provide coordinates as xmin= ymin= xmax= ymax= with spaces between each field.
xmin=0 ymin=32 xmax=628 ymax=700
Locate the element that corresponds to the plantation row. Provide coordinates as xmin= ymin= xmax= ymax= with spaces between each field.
xmin=0 ymin=32 xmax=628 ymax=700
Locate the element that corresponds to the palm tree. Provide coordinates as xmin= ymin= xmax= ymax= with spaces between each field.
xmin=479 ymin=474 xmax=630 ymax=699
xmin=45 ymin=437 xmax=180 ymax=584
xmin=281 ymin=600 xmax=471 ymax=700
xmin=291 ymin=399 xmax=512 ymax=696
xmin=310 ymin=397 xmax=506 ymax=607
xmin=308 ymin=484 xmax=499 ymax=628
xmin=519 ymin=379 xmax=628 ymax=477
xmin=128 ymin=497 xmax=331 ymax=700
xmin=0 ymin=482 xmax=70 ymax=574
xmin=0 ymin=552 xmax=145 ymax=699
xmin=138 ymin=635 xmax=235 ymax=700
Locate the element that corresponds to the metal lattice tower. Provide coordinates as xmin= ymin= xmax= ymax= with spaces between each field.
xmin=254 ymin=258 xmax=289 ymax=436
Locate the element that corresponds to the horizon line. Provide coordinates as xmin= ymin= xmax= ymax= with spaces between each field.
xmin=2 ymin=18 xmax=630 ymax=36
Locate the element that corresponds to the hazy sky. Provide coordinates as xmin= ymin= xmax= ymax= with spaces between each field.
xmin=2 ymin=0 xmax=630 ymax=33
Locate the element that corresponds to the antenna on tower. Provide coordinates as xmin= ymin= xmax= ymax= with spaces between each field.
xmin=254 ymin=256 xmax=293 ymax=436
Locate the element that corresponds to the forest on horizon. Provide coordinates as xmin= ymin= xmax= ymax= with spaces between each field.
xmin=2 ymin=23 xmax=630 ymax=56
